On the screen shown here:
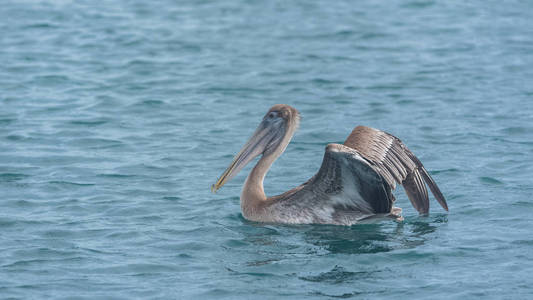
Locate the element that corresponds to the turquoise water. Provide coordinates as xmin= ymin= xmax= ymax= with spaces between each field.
xmin=1 ymin=0 xmax=533 ymax=298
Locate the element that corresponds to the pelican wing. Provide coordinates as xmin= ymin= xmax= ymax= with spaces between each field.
xmin=343 ymin=126 xmax=448 ymax=213
xmin=269 ymin=143 xmax=396 ymax=225
xmin=308 ymin=143 xmax=395 ymax=214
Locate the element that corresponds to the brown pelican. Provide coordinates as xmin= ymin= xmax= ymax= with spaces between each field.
xmin=212 ymin=104 xmax=448 ymax=225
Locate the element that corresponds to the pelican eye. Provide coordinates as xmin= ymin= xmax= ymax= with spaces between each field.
xmin=267 ymin=112 xmax=277 ymax=119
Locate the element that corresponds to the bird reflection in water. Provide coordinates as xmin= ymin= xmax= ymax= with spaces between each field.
xmin=224 ymin=213 xmax=448 ymax=270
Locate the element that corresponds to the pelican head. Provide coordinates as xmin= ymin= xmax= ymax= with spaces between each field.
xmin=211 ymin=104 xmax=300 ymax=193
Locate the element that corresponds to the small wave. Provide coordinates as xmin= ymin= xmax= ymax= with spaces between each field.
xmin=97 ymin=173 xmax=137 ymax=179
xmin=0 ymin=173 xmax=29 ymax=183
xmin=479 ymin=176 xmax=504 ymax=185
xmin=69 ymin=119 xmax=109 ymax=126
xmin=48 ymin=181 xmax=95 ymax=187
xmin=500 ymin=126 xmax=529 ymax=135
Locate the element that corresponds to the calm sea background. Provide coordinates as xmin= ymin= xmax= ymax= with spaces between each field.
xmin=1 ymin=0 xmax=533 ymax=299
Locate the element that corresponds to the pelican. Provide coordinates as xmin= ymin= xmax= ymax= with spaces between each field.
xmin=212 ymin=104 xmax=448 ymax=225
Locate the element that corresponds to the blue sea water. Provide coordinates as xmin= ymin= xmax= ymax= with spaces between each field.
xmin=1 ymin=0 xmax=533 ymax=298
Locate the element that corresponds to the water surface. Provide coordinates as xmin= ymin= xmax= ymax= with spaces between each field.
xmin=1 ymin=0 xmax=533 ymax=299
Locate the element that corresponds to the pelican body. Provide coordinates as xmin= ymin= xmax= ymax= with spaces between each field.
xmin=212 ymin=104 xmax=448 ymax=225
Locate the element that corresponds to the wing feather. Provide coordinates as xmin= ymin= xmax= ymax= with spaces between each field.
xmin=306 ymin=144 xmax=394 ymax=214
xmin=343 ymin=126 xmax=448 ymax=213
xmin=419 ymin=168 xmax=448 ymax=211
xmin=268 ymin=126 xmax=447 ymax=224
xmin=269 ymin=143 xmax=395 ymax=224
xmin=403 ymin=169 xmax=429 ymax=213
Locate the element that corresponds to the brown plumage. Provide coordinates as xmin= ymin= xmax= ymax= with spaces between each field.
xmin=344 ymin=126 xmax=448 ymax=214
xmin=212 ymin=105 xmax=448 ymax=225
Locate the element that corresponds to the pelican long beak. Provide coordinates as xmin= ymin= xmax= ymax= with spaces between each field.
xmin=211 ymin=120 xmax=282 ymax=193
